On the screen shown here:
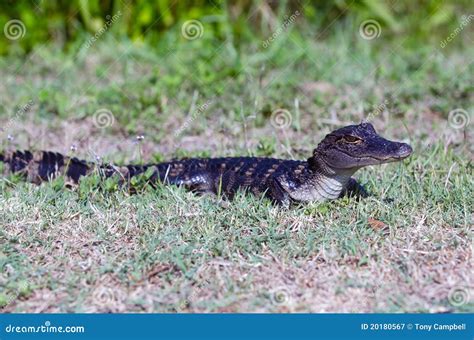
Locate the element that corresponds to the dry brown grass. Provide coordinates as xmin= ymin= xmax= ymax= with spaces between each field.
xmin=1 ymin=36 xmax=472 ymax=313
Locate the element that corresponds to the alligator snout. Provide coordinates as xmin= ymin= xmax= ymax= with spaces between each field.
xmin=395 ymin=142 xmax=412 ymax=159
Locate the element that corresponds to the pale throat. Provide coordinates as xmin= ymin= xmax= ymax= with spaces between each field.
xmin=279 ymin=168 xmax=355 ymax=202
xmin=279 ymin=158 xmax=357 ymax=202
xmin=313 ymin=171 xmax=353 ymax=200
xmin=286 ymin=158 xmax=357 ymax=202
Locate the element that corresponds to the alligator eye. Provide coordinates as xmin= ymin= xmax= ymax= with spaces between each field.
xmin=343 ymin=136 xmax=362 ymax=144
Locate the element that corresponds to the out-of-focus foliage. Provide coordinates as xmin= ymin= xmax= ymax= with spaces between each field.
xmin=0 ymin=0 xmax=471 ymax=54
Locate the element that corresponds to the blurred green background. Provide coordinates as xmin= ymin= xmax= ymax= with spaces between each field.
xmin=0 ymin=0 xmax=472 ymax=55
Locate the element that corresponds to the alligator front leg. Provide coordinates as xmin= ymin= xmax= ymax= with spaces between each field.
xmin=340 ymin=178 xmax=369 ymax=199
xmin=268 ymin=178 xmax=291 ymax=207
xmin=169 ymin=172 xmax=215 ymax=195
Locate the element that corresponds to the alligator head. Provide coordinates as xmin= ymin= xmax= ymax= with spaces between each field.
xmin=310 ymin=123 xmax=412 ymax=174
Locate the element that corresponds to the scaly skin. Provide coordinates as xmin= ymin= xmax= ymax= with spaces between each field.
xmin=0 ymin=123 xmax=412 ymax=205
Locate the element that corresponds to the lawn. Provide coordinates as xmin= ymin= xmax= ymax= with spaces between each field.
xmin=0 ymin=15 xmax=472 ymax=312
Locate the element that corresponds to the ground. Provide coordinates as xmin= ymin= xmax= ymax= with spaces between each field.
xmin=0 ymin=25 xmax=472 ymax=312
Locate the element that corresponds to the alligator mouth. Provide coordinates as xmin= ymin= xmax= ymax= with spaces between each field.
xmin=316 ymin=141 xmax=413 ymax=171
xmin=375 ymin=143 xmax=413 ymax=162
xmin=334 ymin=142 xmax=413 ymax=165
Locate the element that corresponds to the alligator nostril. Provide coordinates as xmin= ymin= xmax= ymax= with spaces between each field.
xmin=398 ymin=143 xmax=413 ymax=158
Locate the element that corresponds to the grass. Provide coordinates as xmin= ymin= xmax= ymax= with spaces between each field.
xmin=0 ymin=19 xmax=472 ymax=312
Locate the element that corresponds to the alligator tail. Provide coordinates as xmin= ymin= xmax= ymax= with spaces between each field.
xmin=0 ymin=150 xmax=93 ymax=184
xmin=0 ymin=150 xmax=160 ymax=184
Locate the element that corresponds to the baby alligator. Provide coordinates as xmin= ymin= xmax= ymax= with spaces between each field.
xmin=0 ymin=123 xmax=412 ymax=205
